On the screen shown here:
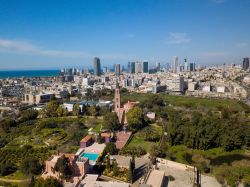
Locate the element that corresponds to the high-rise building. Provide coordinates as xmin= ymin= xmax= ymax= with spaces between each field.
xmin=156 ymin=62 xmax=161 ymax=72
xmin=189 ymin=63 xmax=195 ymax=71
xmin=84 ymin=68 xmax=90 ymax=75
xmin=135 ymin=62 xmax=142 ymax=73
xmin=142 ymin=61 xmax=149 ymax=73
xmin=243 ymin=57 xmax=250 ymax=70
xmin=173 ymin=56 xmax=178 ymax=73
xmin=184 ymin=58 xmax=188 ymax=71
xmin=93 ymin=57 xmax=101 ymax=76
xmin=130 ymin=62 xmax=135 ymax=74
xmin=115 ymin=64 xmax=121 ymax=76
xmin=103 ymin=66 xmax=108 ymax=74
xmin=127 ymin=62 xmax=131 ymax=73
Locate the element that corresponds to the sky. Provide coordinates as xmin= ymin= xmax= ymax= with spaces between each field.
xmin=0 ymin=0 xmax=249 ymax=70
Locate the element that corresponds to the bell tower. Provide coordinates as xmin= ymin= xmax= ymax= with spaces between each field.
xmin=115 ymin=81 xmax=121 ymax=111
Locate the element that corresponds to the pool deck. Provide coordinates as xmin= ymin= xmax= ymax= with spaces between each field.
xmin=76 ymin=142 xmax=106 ymax=165
xmin=84 ymin=142 xmax=106 ymax=154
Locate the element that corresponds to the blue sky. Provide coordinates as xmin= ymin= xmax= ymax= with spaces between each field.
xmin=0 ymin=0 xmax=249 ymax=70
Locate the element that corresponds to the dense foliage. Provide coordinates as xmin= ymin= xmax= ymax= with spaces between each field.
xmin=167 ymin=111 xmax=248 ymax=151
xmin=126 ymin=107 xmax=144 ymax=131
xmin=54 ymin=155 xmax=72 ymax=180
xmin=120 ymin=146 xmax=146 ymax=156
xmin=105 ymin=142 xmax=117 ymax=155
xmin=103 ymin=112 xmax=121 ymax=131
xmin=21 ymin=157 xmax=42 ymax=175
xmin=33 ymin=177 xmax=63 ymax=187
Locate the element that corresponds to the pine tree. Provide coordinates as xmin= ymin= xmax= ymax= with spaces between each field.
xmin=106 ymin=157 xmax=111 ymax=171
xmin=112 ymin=161 xmax=119 ymax=176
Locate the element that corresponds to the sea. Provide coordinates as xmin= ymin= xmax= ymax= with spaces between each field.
xmin=0 ymin=70 xmax=60 ymax=79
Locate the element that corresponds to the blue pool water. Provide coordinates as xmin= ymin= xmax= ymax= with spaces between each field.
xmin=81 ymin=153 xmax=99 ymax=161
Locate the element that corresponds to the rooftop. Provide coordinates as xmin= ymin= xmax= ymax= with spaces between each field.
xmin=80 ymin=135 xmax=92 ymax=143
xmin=146 ymin=170 xmax=165 ymax=187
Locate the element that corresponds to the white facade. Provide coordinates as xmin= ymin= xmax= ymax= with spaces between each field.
xmin=188 ymin=82 xmax=197 ymax=91
xmin=173 ymin=56 xmax=179 ymax=73
xmin=202 ymin=85 xmax=211 ymax=92
xmin=82 ymin=78 xmax=90 ymax=87
xmin=135 ymin=62 xmax=142 ymax=73
xmin=216 ymin=86 xmax=225 ymax=93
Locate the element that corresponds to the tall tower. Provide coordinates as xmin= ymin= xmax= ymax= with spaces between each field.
xmin=143 ymin=61 xmax=149 ymax=73
xmin=243 ymin=57 xmax=250 ymax=70
xmin=93 ymin=57 xmax=101 ymax=76
xmin=115 ymin=64 xmax=121 ymax=76
xmin=173 ymin=56 xmax=178 ymax=73
xmin=115 ymin=82 xmax=121 ymax=111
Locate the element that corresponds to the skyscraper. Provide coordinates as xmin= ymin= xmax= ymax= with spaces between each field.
xmin=93 ymin=57 xmax=101 ymax=76
xmin=135 ymin=62 xmax=142 ymax=73
xmin=130 ymin=62 xmax=135 ymax=74
xmin=243 ymin=57 xmax=250 ymax=70
xmin=189 ymin=63 xmax=195 ymax=71
xmin=156 ymin=62 xmax=161 ymax=72
xmin=173 ymin=56 xmax=178 ymax=73
xmin=103 ymin=66 xmax=108 ymax=74
xmin=184 ymin=58 xmax=188 ymax=71
xmin=127 ymin=62 xmax=131 ymax=73
xmin=142 ymin=61 xmax=149 ymax=73
xmin=115 ymin=64 xmax=121 ymax=76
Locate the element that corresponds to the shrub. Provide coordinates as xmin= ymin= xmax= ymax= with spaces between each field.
xmin=21 ymin=157 xmax=42 ymax=175
xmin=0 ymin=163 xmax=16 ymax=176
xmin=120 ymin=146 xmax=146 ymax=156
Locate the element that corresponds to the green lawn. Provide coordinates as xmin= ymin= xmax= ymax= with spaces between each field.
xmin=127 ymin=135 xmax=155 ymax=152
xmin=122 ymin=92 xmax=249 ymax=112
xmin=126 ymin=124 xmax=162 ymax=152
xmin=3 ymin=171 xmax=29 ymax=180
xmin=93 ymin=123 xmax=102 ymax=132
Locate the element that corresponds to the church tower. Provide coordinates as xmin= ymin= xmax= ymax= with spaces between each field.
xmin=115 ymin=82 xmax=121 ymax=111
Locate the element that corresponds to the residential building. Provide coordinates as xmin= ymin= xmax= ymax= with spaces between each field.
xmin=24 ymin=92 xmax=54 ymax=104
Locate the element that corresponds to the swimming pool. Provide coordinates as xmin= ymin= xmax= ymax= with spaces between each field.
xmin=81 ymin=152 xmax=99 ymax=161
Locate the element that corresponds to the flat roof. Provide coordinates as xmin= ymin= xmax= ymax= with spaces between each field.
xmin=146 ymin=170 xmax=165 ymax=187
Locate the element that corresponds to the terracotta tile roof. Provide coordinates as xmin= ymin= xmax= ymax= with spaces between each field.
xmin=101 ymin=132 xmax=111 ymax=138
xmin=115 ymin=131 xmax=132 ymax=149
xmin=80 ymin=135 xmax=92 ymax=142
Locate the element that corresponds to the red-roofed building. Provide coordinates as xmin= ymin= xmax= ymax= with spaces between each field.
xmin=80 ymin=135 xmax=92 ymax=148
xmin=101 ymin=132 xmax=112 ymax=143
xmin=114 ymin=82 xmax=138 ymax=124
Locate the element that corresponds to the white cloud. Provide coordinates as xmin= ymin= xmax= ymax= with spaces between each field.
xmin=0 ymin=38 xmax=130 ymax=60
xmin=201 ymin=52 xmax=226 ymax=58
xmin=236 ymin=42 xmax=248 ymax=48
xmin=0 ymin=38 xmax=88 ymax=58
xmin=165 ymin=32 xmax=191 ymax=44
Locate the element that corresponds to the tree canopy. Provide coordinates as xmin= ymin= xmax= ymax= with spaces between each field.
xmin=54 ymin=155 xmax=72 ymax=180
xmin=167 ymin=110 xmax=248 ymax=151
xmin=103 ymin=112 xmax=121 ymax=131
xmin=21 ymin=157 xmax=42 ymax=175
xmin=126 ymin=107 xmax=144 ymax=131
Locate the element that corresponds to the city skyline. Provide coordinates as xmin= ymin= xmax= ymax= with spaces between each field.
xmin=0 ymin=0 xmax=250 ymax=70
